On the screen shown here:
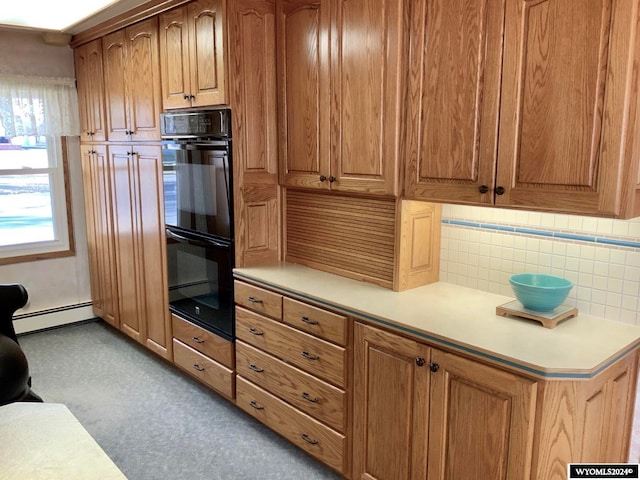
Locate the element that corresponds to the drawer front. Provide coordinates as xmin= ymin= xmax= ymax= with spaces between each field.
xmin=236 ymin=307 xmax=346 ymax=388
xmin=283 ymin=297 xmax=348 ymax=346
xmin=234 ymin=280 xmax=282 ymax=320
xmin=236 ymin=376 xmax=346 ymax=474
xmin=236 ymin=341 xmax=345 ymax=432
xmin=173 ymin=339 xmax=234 ymax=399
xmin=172 ymin=314 xmax=234 ymax=368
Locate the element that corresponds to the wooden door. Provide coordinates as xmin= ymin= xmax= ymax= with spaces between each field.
xmin=74 ymin=39 xmax=107 ymax=142
xmin=228 ymin=0 xmax=280 ymax=267
xmin=188 ymin=0 xmax=227 ymax=107
xmin=277 ymin=0 xmax=331 ymax=190
xmin=353 ymin=323 xmax=431 ymax=480
xmin=134 ymin=145 xmax=171 ymax=359
xmin=427 ymin=349 xmax=537 ymax=480
xmin=159 ymin=6 xmax=192 ymax=110
xmin=496 ymin=0 xmax=637 ymax=216
xmin=125 ymin=18 xmax=162 ymax=142
xmin=330 ymin=0 xmax=405 ymax=196
xmin=404 ymin=0 xmax=505 ymax=204
xmin=103 ymin=29 xmax=130 ymax=142
xmin=110 ymin=144 xmax=143 ymax=342
xmin=81 ymin=144 xmax=118 ymax=328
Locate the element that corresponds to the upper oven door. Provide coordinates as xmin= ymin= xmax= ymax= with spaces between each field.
xmin=162 ymin=140 xmax=232 ymax=240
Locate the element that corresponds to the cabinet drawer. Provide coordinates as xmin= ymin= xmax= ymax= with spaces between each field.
xmin=173 ymin=339 xmax=234 ymax=399
xmin=234 ymin=280 xmax=282 ymax=319
xmin=236 ymin=307 xmax=346 ymax=388
xmin=236 ymin=341 xmax=345 ymax=432
xmin=172 ymin=314 xmax=234 ymax=368
xmin=236 ymin=376 xmax=346 ymax=474
xmin=283 ymin=297 xmax=348 ymax=346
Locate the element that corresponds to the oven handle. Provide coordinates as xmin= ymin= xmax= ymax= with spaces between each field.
xmin=166 ymin=228 xmax=230 ymax=249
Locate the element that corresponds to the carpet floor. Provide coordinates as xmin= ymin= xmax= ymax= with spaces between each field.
xmin=18 ymin=320 xmax=343 ymax=480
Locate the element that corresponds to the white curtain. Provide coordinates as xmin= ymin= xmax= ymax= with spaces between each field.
xmin=0 ymin=74 xmax=80 ymax=138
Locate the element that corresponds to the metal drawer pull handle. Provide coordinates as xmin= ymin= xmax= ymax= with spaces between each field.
xmin=249 ymin=364 xmax=264 ymax=373
xmin=191 ymin=336 xmax=204 ymax=344
xmin=249 ymin=400 xmax=264 ymax=410
xmin=300 ymin=434 xmax=318 ymax=445
xmin=301 ymin=351 xmax=319 ymax=361
xmin=248 ymin=328 xmax=264 ymax=336
xmin=192 ymin=364 xmax=205 ymax=372
xmin=301 ymin=392 xmax=319 ymax=403
xmin=247 ymin=296 xmax=263 ymax=303
xmin=301 ymin=316 xmax=318 ymax=325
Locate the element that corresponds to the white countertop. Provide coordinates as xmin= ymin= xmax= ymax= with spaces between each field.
xmin=0 ymin=403 xmax=126 ymax=480
xmin=234 ymin=263 xmax=640 ymax=379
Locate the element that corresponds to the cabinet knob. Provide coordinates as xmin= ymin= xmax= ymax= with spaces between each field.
xmin=429 ymin=362 xmax=440 ymax=373
xmin=495 ymin=186 xmax=505 ymax=195
xmin=479 ymin=185 xmax=489 ymax=194
xmin=183 ymin=94 xmax=190 ymax=100
xmin=328 ymin=176 xmax=336 ymax=183
xmin=319 ymin=175 xmax=327 ymax=182
xmin=189 ymin=94 xmax=196 ymax=100
xmin=415 ymin=357 xmax=426 ymax=367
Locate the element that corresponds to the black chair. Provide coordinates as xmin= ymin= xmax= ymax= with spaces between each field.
xmin=0 ymin=283 xmax=42 ymax=405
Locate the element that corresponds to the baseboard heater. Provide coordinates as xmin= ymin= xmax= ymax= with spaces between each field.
xmin=14 ymin=302 xmax=96 ymax=335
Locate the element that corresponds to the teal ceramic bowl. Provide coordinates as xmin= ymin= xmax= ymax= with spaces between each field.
xmin=509 ymin=273 xmax=573 ymax=312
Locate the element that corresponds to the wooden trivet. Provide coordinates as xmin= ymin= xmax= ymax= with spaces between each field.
xmin=496 ymin=300 xmax=578 ymax=329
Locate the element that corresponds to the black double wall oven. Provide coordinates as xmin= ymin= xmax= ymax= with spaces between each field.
xmin=161 ymin=109 xmax=234 ymax=341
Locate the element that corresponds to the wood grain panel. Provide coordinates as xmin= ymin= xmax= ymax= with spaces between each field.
xmin=159 ymin=6 xmax=191 ymax=109
xmin=173 ymin=339 xmax=234 ymax=399
xmin=285 ymin=190 xmax=396 ymax=288
xmin=103 ymin=30 xmax=129 ymax=141
xmin=404 ymin=0 xmax=504 ymax=204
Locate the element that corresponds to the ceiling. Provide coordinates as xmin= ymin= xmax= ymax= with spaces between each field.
xmin=0 ymin=0 xmax=152 ymax=34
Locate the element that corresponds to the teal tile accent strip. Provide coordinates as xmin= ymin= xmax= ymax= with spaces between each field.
xmin=443 ymin=219 xmax=640 ymax=249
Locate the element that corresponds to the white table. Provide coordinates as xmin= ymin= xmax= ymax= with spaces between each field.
xmin=0 ymin=403 xmax=127 ymax=479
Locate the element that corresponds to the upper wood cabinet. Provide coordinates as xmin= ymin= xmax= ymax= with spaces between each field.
xmin=228 ymin=0 xmax=280 ymax=267
xmin=405 ymin=0 xmax=640 ymax=218
xmin=74 ymin=39 xmax=107 ymax=142
xmin=103 ymin=18 xmax=162 ymax=142
xmin=159 ymin=0 xmax=227 ymax=109
xmin=277 ymin=0 xmax=406 ymax=196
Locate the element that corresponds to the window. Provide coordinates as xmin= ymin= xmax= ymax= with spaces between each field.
xmin=0 ymin=75 xmax=79 ymax=264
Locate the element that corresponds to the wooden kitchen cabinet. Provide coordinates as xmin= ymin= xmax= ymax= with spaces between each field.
xmin=110 ymin=144 xmax=171 ymax=359
xmin=277 ymin=0 xmax=406 ymax=196
xmin=74 ymin=39 xmax=107 ymax=143
xmin=228 ymin=0 xmax=280 ymax=267
xmin=405 ymin=0 xmax=640 ymax=218
xmin=103 ymin=18 xmax=162 ymax=142
xmin=159 ymin=0 xmax=227 ymax=110
xmin=80 ymin=144 xmax=118 ymax=328
xmin=234 ymin=280 xmax=350 ymax=475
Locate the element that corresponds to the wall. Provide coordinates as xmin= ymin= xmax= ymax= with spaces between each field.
xmin=0 ymin=29 xmax=93 ymax=332
xmin=440 ymin=204 xmax=640 ymax=325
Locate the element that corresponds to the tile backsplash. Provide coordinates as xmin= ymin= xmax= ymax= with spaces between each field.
xmin=439 ymin=204 xmax=640 ymax=325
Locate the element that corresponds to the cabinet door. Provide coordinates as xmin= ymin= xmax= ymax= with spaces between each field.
xmin=404 ymin=0 xmax=504 ymax=204
xmin=428 ymin=349 xmax=537 ymax=480
xmin=159 ymin=6 xmax=192 ymax=110
xmin=277 ymin=0 xmax=331 ymax=190
xmin=353 ymin=323 xmax=431 ymax=480
xmin=74 ymin=39 xmax=107 ymax=142
xmin=134 ymin=145 xmax=171 ymax=359
xmin=110 ymin=145 xmax=143 ymax=342
xmin=81 ymin=144 xmax=118 ymax=327
xmin=497 ymin=0 xmax=637 ymax=215
xmin=330 ymin=0 xmax=406 ymax=196
xmin=103 ymin=30 xmax=130 ymax=142
xmin=188 ymin=0 xmax=227 ymax=107
xmin=126 ymin=18 xmax=162 ymax=142
xmin=229 ymin=0 xmax=280 ymax=267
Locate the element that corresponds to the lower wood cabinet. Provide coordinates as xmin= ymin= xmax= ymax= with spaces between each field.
xmin=353 ymin=322 xmax=638 ymax=480
xmin=171 ymin=313 xmax=235 ymax=400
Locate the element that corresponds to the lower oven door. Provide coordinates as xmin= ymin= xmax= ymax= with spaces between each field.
xmin=165 ymin=227 xmax=234 ymax=340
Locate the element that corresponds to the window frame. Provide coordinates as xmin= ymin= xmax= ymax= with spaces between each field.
xmin=0 ymin=136 xmax=75 ymax=265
